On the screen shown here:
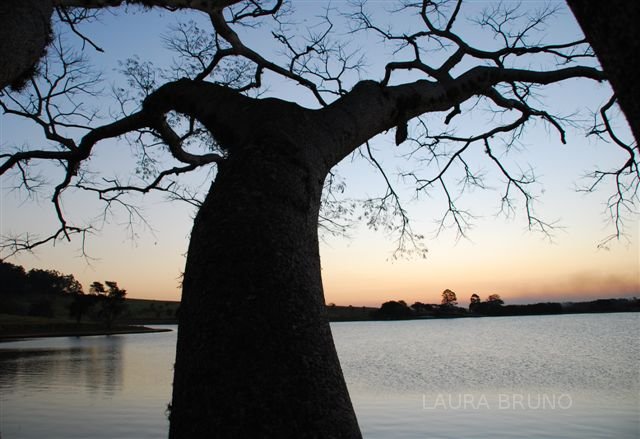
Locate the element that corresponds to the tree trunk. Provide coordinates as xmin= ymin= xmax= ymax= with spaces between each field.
xmin=0 ymin=0 xmax=53 ymax=91
xmin=567 ymin=0 xmax=640 ymax=142
xmin=169 ymin=135 xmax=362 ymax=438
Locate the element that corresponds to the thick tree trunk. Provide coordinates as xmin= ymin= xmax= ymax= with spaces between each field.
xmin=0 ymin=0 xmax=53 ymax=91
xmin=169 ymin=136 xmax=362 ymax=438
xmin=567 ymin=0 xmax=640 ymax=142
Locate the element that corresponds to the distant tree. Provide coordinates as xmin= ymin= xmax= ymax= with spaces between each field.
xmin=441 ymin=289 xmax=458 ymax=307
xmin=0 ymin=261 xmax=84 ymax=296
xmin=473 ymin=293 xmax=505 ymax=315
xmin=93 ymin=281 xmax=127 ymax=329
xmin=411 ymin=302 xmax=436 ymax=317
xmin=89 ymin=281 xmax=106 ymax=294
xmin=25 ymin=269 xmax=61 ymax=294
xmin=469 ymin=293 xmax=481 ymax=312
xmin=59 ymin=274 xmax=84 ymax=295
xmin=0 ymin=260 xmax=27 ymax=294
xmin=411 ymin=301 xmax=427 ymax=311
xmin=25 ymin=268 xmax=83 ymax=296
xmin=374 ymin=300 xmax=413 ymax=320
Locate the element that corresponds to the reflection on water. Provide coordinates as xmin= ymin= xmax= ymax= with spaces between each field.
xmin=0 ymin=331 xmax=173 ymax=439
xmin=0 ymin=315 xmax=638 ymax=438
xmin=0 ymin=337 xmax=124 ymax=396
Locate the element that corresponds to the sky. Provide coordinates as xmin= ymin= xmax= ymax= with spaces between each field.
xmin=1 ymin=1 xmax=638 ymax=307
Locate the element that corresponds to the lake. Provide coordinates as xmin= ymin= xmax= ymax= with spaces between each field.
xmin=1 ymin=313 xmax=638 ymax=438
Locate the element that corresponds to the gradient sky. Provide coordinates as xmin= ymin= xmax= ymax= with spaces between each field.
xmin=1 ymin=1 xmax=638 ymax=307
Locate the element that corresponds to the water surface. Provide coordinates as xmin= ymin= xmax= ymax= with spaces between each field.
xmin=1 ymin=314 xmax=638 ymax=438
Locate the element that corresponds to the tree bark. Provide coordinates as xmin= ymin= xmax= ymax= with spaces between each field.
xmin=0 ymin=0 xmax=53 ymax=91
xmin=567 ymin=0 xmax=640 ymax=142
xmin=169 ymin=126 xmax=362 ymax=438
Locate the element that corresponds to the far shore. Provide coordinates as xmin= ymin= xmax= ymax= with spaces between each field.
xmin=2 ymin=296 xmax=637 ymax=342
xmin=0 ymin=325 xmax=172 ymax=342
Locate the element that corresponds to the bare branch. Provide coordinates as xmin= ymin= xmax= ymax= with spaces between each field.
xmin=582 ymin=96 xmax=639 ymax=245
xmin=364 ymin=141 xmax=424 ymax=258
xmin=210 ymin=9 xmax=328 ymax=105
xmin=56 ymin=7 xmax=104 ymax=53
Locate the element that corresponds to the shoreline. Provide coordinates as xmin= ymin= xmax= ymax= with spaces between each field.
xmin=3 ymin=308 xmax=637 ymax=341
xmin=0 ymin=326 xmax=172 ymax=342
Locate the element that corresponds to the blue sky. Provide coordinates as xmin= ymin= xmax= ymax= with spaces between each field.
xmin=1 ymin=1 xmax=638 ymax=306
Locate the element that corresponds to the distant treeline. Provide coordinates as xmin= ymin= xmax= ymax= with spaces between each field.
xmin=1 ymin=260 xmax=83 ymax=297
xmin=326 ymin=304 xmax=377 ymax=322
xmin=371 ymin=289 xmax=640 ymax=320
xmin=473 ymin=298 xmax=640 ymax=316
xmin=3 ymin=261 xmax=637 ymax=324
xmin=1 ymin=260 xmax=84 ymax=318
xmin=0 ymin=260 xmax=128 ymax=328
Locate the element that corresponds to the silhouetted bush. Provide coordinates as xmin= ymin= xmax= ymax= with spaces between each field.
xmin=373 ymin=300 xmax=413 ymax=320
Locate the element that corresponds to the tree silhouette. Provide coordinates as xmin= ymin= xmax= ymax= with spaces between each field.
xmin=469 ymin=293 xmax=481 ymax=312
xmin=441 ymin=289 xmax=458 ymax=307
xmin=89 ymin=281 xmax=106 ymax=295
xmin=0 ymin=261 xmax=83 ymax=296
xmin=375 ymin=300 xmax=413 ymax=320
xmin=1 ymin=2 xmax=638 ymax=437
xmin=0 ymin=260 xmax=27 ymax=295
xmin=26 ymin=269 xmax=83 ymax=296
xmin=472 ymin=293 xmax=505 ymax=315
xmin=92 ymin=281 xmax=127 ymax=329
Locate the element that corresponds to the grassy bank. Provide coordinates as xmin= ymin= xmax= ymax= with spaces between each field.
xmin=0 ymin=304 xmax=378 ymax=340
xmin=0 ymin=313 xmax=171 ymax=340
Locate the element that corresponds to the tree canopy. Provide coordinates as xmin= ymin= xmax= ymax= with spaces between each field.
xmin=441 ymin=288 xmax=458 ymax=306
xmin=0 ymin=259 xmax=83 ymax=295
